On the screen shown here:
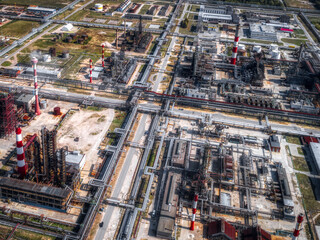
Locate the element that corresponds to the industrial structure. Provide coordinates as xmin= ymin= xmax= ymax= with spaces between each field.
xmin=0 ymin=92 xmax=16 ymax=138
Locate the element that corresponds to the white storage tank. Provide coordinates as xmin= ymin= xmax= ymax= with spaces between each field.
xmin=238 ymin=44 xmax=245 ymax=51
xmin=252 ymin=45 xmax=261 ymax=53
xmin=95 ymin=3 xmax=103 ymax=12
xmin=270 ymin=44 xmax=278 ymax=51
xmin=271 ymin=50 xmax=281 ymax=60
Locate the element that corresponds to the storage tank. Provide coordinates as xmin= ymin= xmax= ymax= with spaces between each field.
xmin=238 ymin=44 xmax=245 ymax=51
xmin=252 ymin=45 xmax=261 ymax=53
xmin=270 ymin=44 xmax=278 ymax=51
xmin=95 ymin=3 xmax=103 ymax=12
xmin=54 ymin=107 xmax=61 ymax=116
xmin=271 ymin=50 xmax=281 ymax=60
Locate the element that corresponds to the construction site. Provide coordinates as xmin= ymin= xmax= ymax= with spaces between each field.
xmin=0 ymin=0 xmax=320 ymax=239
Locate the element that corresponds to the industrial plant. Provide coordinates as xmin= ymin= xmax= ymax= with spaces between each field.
xmin=0 ymin=0 xmax=319 ymax=239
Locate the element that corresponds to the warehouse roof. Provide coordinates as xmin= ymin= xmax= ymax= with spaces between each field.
xmin=0 ymin=177 xmax=72 ymax=199
xmin=310 ymin=142 xmax=320 ymax=170
xmin=201 ymin=13 xmax=232 ymax=21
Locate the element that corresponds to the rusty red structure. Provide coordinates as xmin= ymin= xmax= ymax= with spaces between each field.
xmin=0 ymin=92 xmax=16 ymax=138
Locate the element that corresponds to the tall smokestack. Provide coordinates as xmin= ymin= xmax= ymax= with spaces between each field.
xmin=89 ymin=59 xmax=92 ymax=83
xmin=101 ymin=44 xmax=105 ymax=67
xmin=190 ymin=194 xmax=198 ymax=231
xmin=230 ymin=24 xmax=240 ymax=65
xmin=16 ymin=127 xmax=27 ymax=178
xmin=32 ymin=57 xmax=41 ymax=115
xmin=292 ymin=214 xmax=304 ymax=240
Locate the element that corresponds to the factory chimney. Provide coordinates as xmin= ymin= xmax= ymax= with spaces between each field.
xmin=101 ymin=44 xmax=105 ymax=67
xmin=16 ymin=127 xmax=27 ymax=178
xmin=230 ymin=24 xmax=240 ymax=65
xmin=292 ymin=214 xmax=304 ymax=240
xmin=190 ymin=194 xmax=198 ymax=231
xmin=89 ymin=59 xmax=93 ymax=83
xmin=32 ymin=57 xmax=41 ymax=115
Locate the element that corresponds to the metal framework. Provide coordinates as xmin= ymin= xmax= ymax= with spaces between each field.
xmin=0 ymin=92 xmax=16 ymax=138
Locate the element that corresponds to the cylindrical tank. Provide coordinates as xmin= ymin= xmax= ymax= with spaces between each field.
xmin=54 ymin=107 xmax=61 ymax=116
xmin=40 ymin=100 xmax=47 ymax=109
xmin=238 ymin=44 xmax=245 ymax=51
xmin=270 ymin=44 xmax=278 ymax=51
xmin=271 ymin=50 xmax=280 ymax=59
xmin=253 ymin=45 xmax=261 ymax=53
xmin=62 ymin=51 xmax=69 ymax=59
xmin=95 ymin=3 xmax=103 ymax=11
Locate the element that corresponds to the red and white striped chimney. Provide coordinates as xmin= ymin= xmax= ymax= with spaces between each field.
xmin=230 ymin=25 xmax=240 ymax=65
xmin=32 ymin=57 xmax=41 ymax=115
xmin=89 ymin=59 xmax=93 ymax=83
xmin=101 ymin=44 xmax=105 ymax=67
xmin=190 ymin=194 xmax=198 ymax=231
xmin=292 ymin=213 xmax=304 ymax=240
xmin=16 ymin=127 xmax=27 ymax=178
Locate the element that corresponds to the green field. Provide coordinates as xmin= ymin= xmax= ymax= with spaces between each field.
xmin=139 ymin=4 xmax=151 ymax=15
xmin=286 ymin=136 xmax=301 ymax=145
xmin=292 ymin=156 xmax=309 ymax=172
xmin=296 ymin=173 xmax=320 ymax=212
xmin=0 ymin=20 xmax=40 ymax=38
xmin=281 ymin=38 xmax=308 ymax=45
xmin=0 ymin=0 xmax=73 ymax=8
xmin=240 ymin=38 xmax=284 ymax=46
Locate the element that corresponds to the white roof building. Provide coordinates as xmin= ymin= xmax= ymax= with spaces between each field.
xmin=61 ymin=23 xmax=74 ymax=32
xmin=66 ymin=151 xmax=86 ymax=171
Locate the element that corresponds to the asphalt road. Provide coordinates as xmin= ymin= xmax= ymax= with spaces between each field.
xmin=95 ymin=114 xmax=148 ymax=240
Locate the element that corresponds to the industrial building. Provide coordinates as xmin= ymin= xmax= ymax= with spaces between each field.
xmin=0 ymin=177 xmax=72 ymax=210
xmin=310 ymin=142 xmax=320 ymax=174
xmin=207 ymin=219 xmax=236 ymax=240
xmin=249 ymin=23 xmax=278 ymax=41
xmin=27 ymin=6 xmax=56 ymax=16
xmin=25 ymin=67 xmax=61 ymax=79
xmin=199 ymin=5 xmax=239 ymax=23
xmin=117 ymin=0 xmax=131 ymax=12
xmin=66 ymin=151 xmax=86 ymax=171
xmin=104 ymin=50 xmax=137 ymax=84
xmin=0 ymin=92 xmax=16 ymax=138
xmin=15 ymin=94 xmax=35 ymax=113
xmin=156 ymin=172 xmax=181 ymax=239
xmin=269 ymin=135 xmax=281 ymax=152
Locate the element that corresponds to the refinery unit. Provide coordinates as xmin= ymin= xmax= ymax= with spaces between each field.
xmin=0 ymin=0 xmax=320 ymax=239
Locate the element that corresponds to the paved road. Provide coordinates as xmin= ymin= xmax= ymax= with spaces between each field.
xmin=293 ymin=14 xmax=316 ymax=46
xmin=95 ymin=114 xmax=148 ymax=240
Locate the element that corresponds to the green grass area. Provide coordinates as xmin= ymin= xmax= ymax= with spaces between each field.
xmin=0 ymin=223 xmax=57 ymax=240
xmin=292 ymin=156 xmax=309 ymax=172
xmin=0 ymin=0 xmax=72 ymax=8
xmin=240 ymin=38 xmax=284 ymax=45
xmin=109 ymin=110 xmax=126 ymax=132
xmin=178 ymin=21 xmax=197 ymax=35
xmin=310 ymin=17 xmax=320 ymax=31
xmin=190 ymin=4 xmax=200 ymax=12
xmin=296 ymin=173 xmax=320 ymax=212
xmin=17 ymin=54 xmax=31 ymax=65
xmin=0 ymin=20 xmax=40 ymax=38
xmin=281 ymin=38 xmax=308 ymax=45
xmin=294 ymin=29 xmax=305 ymax=35
xmin=1 ymin=61 xmax=11 ymax=67
xmin=147 ymin=142 xmax=159 ymax=166
xmin=286 ymin=136 xmax=301 ymax=145
xmin=283 ymin=0 xmax=315 ymax=9
xmin=33 ymin=39 xmax=56 ymax=49
xmin=139 ymin=4 xmax=151 ymax=14
xmin=297 ymin=147 xmax=304 ymax=155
